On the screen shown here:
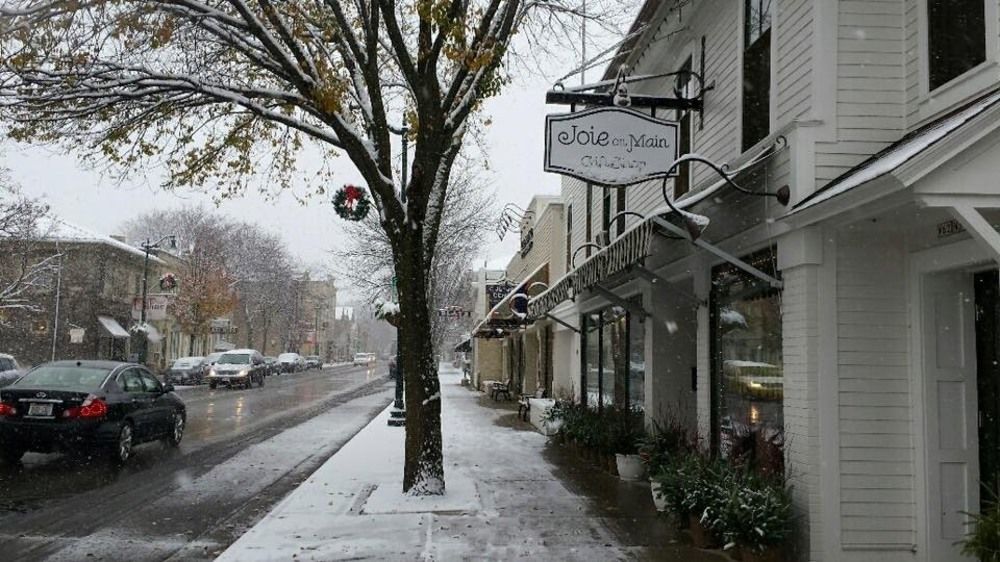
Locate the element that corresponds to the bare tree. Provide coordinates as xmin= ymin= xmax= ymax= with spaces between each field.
xmin=122 ymin=207 xmax=237 ymax=355
xmin=0 ymin=173 xmax=58 ymax=312
xmin=336 ymin=165 xmax=493 ymax=352
xmin=0 ymin=0 xmax=619 ymax=494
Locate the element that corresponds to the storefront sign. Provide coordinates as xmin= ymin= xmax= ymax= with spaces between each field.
xmin=937 ymin=219 xmax=965 ymax=238
xmin=131 ymin=295 xmax=168 ymax=321
xmin=545 ymin=107 xmax=679 ymax=187
xmin=69 ymin=328 xmax=85 ymax=344
xmin=486 ymin=281 xmax=515 ymax=311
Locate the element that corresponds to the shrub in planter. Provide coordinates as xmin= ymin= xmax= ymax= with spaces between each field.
xmin=961 ymin=497 xmax=1000 ymax=562
xmin=653 ymin=453 xmax=705 ymax=525
xmin=715 ymin=470 xmax=793 ymax=558
xmin=638 ymin=417 xmax=695 ymax=475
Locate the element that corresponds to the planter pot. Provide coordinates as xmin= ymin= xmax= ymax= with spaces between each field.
xmin=616 ymin=453 xmax=646 ymax=481
xmin=741 ymin=546 xmax=784 ymax=562
xmin=649 ymin=481 xmax=668 ymax=512
xmin=688 ymin=517 xmax=715 ymax=549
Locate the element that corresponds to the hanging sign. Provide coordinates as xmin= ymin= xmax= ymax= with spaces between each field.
xmin=486 ymin=281 xmax=515 ymax=311
xmin=545 ymin=106 xmax=679 ymax=187
xmin=69 ymin=328 xmax=85 ymax=344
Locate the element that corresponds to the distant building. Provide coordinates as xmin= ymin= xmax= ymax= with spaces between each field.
xmin=0 ymin=218 xmax=166 ymax=367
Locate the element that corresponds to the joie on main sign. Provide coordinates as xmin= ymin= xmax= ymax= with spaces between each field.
xmin=545 ymin=107 xmax=679 ymax=187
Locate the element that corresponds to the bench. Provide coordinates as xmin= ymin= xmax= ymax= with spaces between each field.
xmin=491 ymin=379 xmax=512 ymax=401
xmin=518 ymin=387 xmax=546 ymax=421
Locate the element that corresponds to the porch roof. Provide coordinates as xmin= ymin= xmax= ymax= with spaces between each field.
xmin=791 ymin=85 xmax=1000 ymax=215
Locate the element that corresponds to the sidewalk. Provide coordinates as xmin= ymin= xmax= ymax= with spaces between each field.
xmin=218 ymin=365 xmax=725 ymax=561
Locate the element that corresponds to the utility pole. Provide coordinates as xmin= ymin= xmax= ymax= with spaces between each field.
xmin=138 ymin=235 xmax=175 ymax=365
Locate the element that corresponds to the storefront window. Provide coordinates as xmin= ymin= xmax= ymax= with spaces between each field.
xmin=583 ymin=313 xmax=601 ymax=407
xmin=711 ymin=247 xmax=783 ymax=459
xmin=629 ymin=306 xmax=645 ymax=409
xmin=580 ymin=299 xmax=645 ymax=410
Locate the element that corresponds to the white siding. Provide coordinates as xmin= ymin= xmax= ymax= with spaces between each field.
xmin=836 ymin=233 xmax=915 ymax=548
xmin=776 ymin=0 xmax=814 ymax=124
xmin=815 ymin=0 xmax=906 ymax=184
xmin=781 ymin=263 xmax=823 ymax=561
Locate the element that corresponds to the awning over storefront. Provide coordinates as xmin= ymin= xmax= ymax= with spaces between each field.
xmin=530 ymin=137 xmax=789 ymax=319
xmin=473 ymin=262 xmax=549 ymax=338
xmin=97 ymin=315 xmax=130 ymax=339
xmin=145 ymin=324 xmax=163 ymax=344
xmin=454 ymin=337 xmax=472 ymax=353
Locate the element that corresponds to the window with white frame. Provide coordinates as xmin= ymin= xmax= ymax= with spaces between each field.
xmin=927 ymin=0 xmax=986 ymax=91
xmin=742 ymin=0 xmax=771 ymax=151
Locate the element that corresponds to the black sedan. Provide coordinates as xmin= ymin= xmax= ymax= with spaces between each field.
xmin=0 ymin=360 xmax=186 ymax=466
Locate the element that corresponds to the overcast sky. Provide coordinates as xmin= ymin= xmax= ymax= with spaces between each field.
xmin=4 ymin=15 xmax=625 ymax=296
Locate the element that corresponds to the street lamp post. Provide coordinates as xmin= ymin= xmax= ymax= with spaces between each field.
xmin=388 ymin=124 xmax=408 ymax=427
xmin=138 ymin=235 xmax=176 ymax=365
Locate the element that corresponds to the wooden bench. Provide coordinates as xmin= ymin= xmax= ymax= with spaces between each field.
xmin=491 ymin=379 xmax=512 ymax=401
xmin=518 ymin=387 xmax=546 ymax=421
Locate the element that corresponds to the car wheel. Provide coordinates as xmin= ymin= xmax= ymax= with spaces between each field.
xmin=209 ymin=382 xmax=217 ymax=390
xmin=0 ymin=446 xmax=25 ymax=465
xmin=112 ymin=422 xmax=134 ymax=466
xmin=165 ymin=411 xmax=184 ymax=447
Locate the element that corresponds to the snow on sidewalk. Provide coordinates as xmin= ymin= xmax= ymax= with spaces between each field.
xmin=217 ymin=365 xmax=638 ymax=561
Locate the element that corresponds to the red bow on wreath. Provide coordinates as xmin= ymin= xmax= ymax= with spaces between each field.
xmin=333 ymin=184 xmax=371 ymax=221
xmin=344 ymin=185 xmax=362 ymax=209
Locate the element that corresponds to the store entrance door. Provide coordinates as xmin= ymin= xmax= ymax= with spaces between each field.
xmin=923 ymin=269 xmax=978 ymax=562
xmin=974 ymin=270 xmax=1000 ymax=507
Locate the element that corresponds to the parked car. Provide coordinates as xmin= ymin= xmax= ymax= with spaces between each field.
xmin=206 ymin=349 xmax=267 ymax=389
xmin=0 ymin=354 xmax=23 ymax=388
xmin=0 ymin=360 xmax=186 ymax=466
xmin=277 ymin=352 xmax=305 ymax=373
xmin=305 ymin=356 xmax=322 ymax=370
xmin=164 ymin=356 xmax=207 ymax=385
xmin=263 ymin=356 xmax=281 ymax=376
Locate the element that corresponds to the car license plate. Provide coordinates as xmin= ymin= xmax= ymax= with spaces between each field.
xmin=28 ymin=402 xmax=53 ymax=417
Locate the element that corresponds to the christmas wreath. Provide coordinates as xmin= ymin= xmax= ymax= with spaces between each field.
xmin=159 ymin=272 xmax=179 ymax=291
xmin=332 ymin=184 xmax=371 ymax=221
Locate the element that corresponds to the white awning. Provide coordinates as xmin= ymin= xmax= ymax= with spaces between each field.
xmin=144 ymin=324 xmax=163 ymax=344
xmin=97 ymin=315 xmax=130 ymax=339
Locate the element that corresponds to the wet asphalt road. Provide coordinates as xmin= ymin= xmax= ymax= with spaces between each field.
xmin=0 ymin=363 xmax=394 ymax=561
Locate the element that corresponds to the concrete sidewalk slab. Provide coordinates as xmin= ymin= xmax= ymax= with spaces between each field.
xmin=218 ymin=365 xmax=721 ymax=561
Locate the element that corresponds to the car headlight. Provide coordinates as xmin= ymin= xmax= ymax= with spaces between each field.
xmin=239 ymin=369 xmax=248 ymax=376
xmin=209 ymin=368 xmax=217 ymax=376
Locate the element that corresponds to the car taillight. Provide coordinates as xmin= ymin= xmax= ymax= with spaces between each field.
xmin=63 ymin=395 xmax=108 ymax=419
xmin=0 ymin=403 xmax=16 ymax=417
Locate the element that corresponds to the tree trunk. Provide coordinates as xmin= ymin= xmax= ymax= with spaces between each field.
xmin=397 ymin=234 xmax=445 ymax=496
xmin=188 ymin=333 xmax=195 ymax=357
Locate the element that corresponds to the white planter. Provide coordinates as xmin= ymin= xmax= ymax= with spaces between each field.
xmin=615 ymin=453 xmax=646 ymax=481
xmin=650 ymin=481 xmax=668 ymax=512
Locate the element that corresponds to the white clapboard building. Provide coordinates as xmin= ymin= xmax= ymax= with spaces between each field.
xmin=525 ymin=1 xmax=1000 ymax=560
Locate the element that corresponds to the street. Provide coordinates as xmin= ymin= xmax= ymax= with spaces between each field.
xmin=0 ymin=364 xmax=394 ymax=562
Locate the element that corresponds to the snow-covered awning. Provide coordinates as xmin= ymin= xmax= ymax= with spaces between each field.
xmin=528 ymin=207 xmax=711 ymax=318
xmin=790 ymin=86 xmax=1000 ymax=215
xmin=97 ymin=315 xmax=130 ymax=339
xmin=472 ymin=263 xmax=550 ymax=338
xmin=454 ymin=337 xmax=472 ymax=353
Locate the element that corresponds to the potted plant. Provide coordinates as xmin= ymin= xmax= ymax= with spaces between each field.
xmin=640 ymin=418 xmax=694 ymax=510
xmin=682 ymin=457 xmax=729 ymax=549
xmin=652 ymin=453 xmax=701 ymax=525
xmin=960 ymin=496 xmax=1000 ymax=562
xmin=716 ymin=470 xmax=792 ymax=561
xmin=608 ymin=407 xmax=646 ymax=480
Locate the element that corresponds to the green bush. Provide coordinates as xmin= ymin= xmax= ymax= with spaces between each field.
xmin=715 ymin=470 xmax=793 ymax=553
xmin=962 ymin=499 xmax=1000 ymax=562
xmin=639 ymin=417 xmax=695 ymax=474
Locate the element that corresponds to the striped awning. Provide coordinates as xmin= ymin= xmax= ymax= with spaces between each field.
xmin=528 ymin=220 xmax=657 ymax=318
